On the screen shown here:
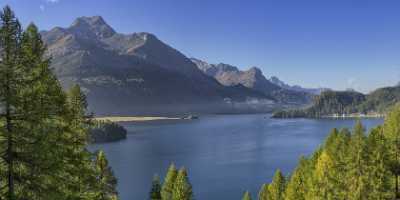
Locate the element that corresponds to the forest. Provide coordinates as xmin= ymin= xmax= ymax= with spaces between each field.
xmin=151 ymin=104 xmax=400 ymax=200
xmin=0 ymin=6 xmax=118 ymax=200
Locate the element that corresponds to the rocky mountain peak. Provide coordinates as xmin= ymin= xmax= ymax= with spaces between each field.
xmin=70 ymin=16 xmax=116 ymax=38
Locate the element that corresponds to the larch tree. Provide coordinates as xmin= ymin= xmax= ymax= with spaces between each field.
xmin=242 ymin=191 xmax=252 ymax=200
xmin=257 ymin=184 xmax=270 ymax=200
xmin=172 ymin=167 xmax=193 ymax=200
xmin=268 ymin=169 xmax=285 ymax=200
xmin=149 ymin=174 xmax=162 ymax=200
xmin=161 ymin=163 xmax=177 ymax=200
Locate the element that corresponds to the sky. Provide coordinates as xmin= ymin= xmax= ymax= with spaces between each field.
xmin=1 ymin=0 xmax=400 ymax=93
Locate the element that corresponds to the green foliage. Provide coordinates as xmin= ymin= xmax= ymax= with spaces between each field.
xmin=273 ymin=87 xmax=400 ymax=118
xmin=262 ymin=105 xmax=400 ymax=199
xmin=89 ymin=120 xmax=127 ymax=143
xmin=172 ymin=167 xmax=193 ymax=200
xmin=242 ymin=191 xmax=252 ymax=200
xmin=95 ymin=150 xmax=118 ymax=200
xmin=257 ymin=184 xmax=270 ymax=200
xmin=161 ymin=163 xmax=178 ymax=200
xmin=150 ymin=175 xmax=162 ymax=200
xmin=0 ymin=6 xmax=118 ymax=200
xmin=268 ymin=169 xmax=285 ymax=200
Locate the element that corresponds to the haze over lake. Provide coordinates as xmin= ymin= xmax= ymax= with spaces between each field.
xmin=90 ymin=115 xmax=383 ymax=200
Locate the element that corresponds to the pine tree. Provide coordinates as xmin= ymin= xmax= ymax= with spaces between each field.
xmin=383 ymin=104 xmax=400 ymax=198
xmin=150 ymin=174 xmax=162 ymax=200
xmin=284 ymin=157 xmax=308 ymax=200
xmin=161 ymin=163 xmax=178 ymax=200
xmin=346 ymin=121 xmax=368 ymax=200
xmin=307 ymin=151 xmax=335 ymax=200
xmin=172 ymin=167 xmax=193 ymax=200
xmin=95 ymin=150 xmax=118 ymax=200
xmin=242 ymin=191 xmax=252 ymax=200
xmin=366 ymin=127 xmax=394 ymax=200
xmin=257 ymin=184 xmax=270 ymax=200
xmin=268 ymin=169 xmax=285 ymax=200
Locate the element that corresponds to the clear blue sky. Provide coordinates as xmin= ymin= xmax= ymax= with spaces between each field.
xmin=2 ymin=0 xmax=400 ymax=93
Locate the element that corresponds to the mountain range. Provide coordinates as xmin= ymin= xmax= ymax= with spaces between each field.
xmin=191 ymin=58 xmax=313 ymax=105
xmin=41 ymin=16 xmax=318 ymax=115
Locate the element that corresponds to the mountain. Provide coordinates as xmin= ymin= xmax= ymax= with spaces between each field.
xmin=191 ymin=58 xmax=311 ymax=105
xmin=272 ymin=85 xmax=400 ymax=118
xmin=269 ymin=76 xmax=329 ymax=95
xmin=42 ymin=16 xmax=274 ymax=115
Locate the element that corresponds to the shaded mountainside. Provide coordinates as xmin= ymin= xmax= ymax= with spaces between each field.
xmin=273 ymin=86 xmax=400 ymax=118
xmin=42 ymin=16 xmax=274 ymax=115
xmin=191 ymin=58 xmax=312 ymax=105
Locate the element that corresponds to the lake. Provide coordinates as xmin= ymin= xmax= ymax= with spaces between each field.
xmin=90 ymin=114 xmax=383 ymax=200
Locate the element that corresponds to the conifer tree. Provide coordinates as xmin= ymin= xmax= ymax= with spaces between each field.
xmin=308 ymin=151 xmax=335 ymax=200
xmin=95 ymin=150 xmax=118 ymax=200
xmin=347 ymin=121 xmax=368 ymax=200
xmin=257 ymin=184 xmax=270 ymax=200
xmin=172 ymin=167 xmax=193 ymax=200
xmin=268 ymin=169 xmax=285 ymax=200
xmin=383 ymin=104 xmax=400 ymax=198
xmin=242 ymin=191 xmax=252 ymax=200
xmin=150 ymin=174 xmax=162 ymax=200
xmin=161 ymin=163 xmax=178 ymax=200
xmin=284 ymin=157 xmax=308 ymax=200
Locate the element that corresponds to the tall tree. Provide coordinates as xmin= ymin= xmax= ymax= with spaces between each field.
xmin=161 ymin=163 xmax=177 ymax=200
xmin=384 ymin=104 xmax=400 ymax=198
xmin=95 ymin=150 xmax=118 ymax=200
xmin=268 ymin=170 xmax=285 ymax=200
xmin=242 ymin=191 xmax=252 ymax=200
xmin=0 ymin=5 xmax=23 ymax=200
xmin=284 ymin=157 xmax=308 ymax=200
xmin=149 ymin=174 xmax=162 ymax=200
xmin=172 ymin=167 xmax=193 ymax=200
xmin=257 ymin=184 xmax=270 ymax=200
xmin=347 ymin=121 xmax=368 ymax=200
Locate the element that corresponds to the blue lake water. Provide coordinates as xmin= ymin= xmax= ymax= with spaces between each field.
xmin=90 ymin=114 xmax=383 ymax=200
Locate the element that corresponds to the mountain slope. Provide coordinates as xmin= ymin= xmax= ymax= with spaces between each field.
xmin=269 ymin=76 xmax=329 ymax=95
xmin=42 ymin=16 xmax=273 ymax=115
xmin=273 ymin=86 xmax=400 ymax=118
xmin=191 ymin=58 xmax=311 ymax=105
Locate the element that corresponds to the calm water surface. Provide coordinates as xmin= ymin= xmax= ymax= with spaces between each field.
xmin=90 ymin=114 xmax=383 ymax=200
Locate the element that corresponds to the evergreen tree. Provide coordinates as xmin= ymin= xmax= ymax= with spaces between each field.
xmin=284 ymin=157 xmax=308 ymax=200
xmin=242 ymin=191 xmax=252 ymax=200
xmin=95 ymin=150 xmax=118 ymax=200
xmin=149 ymin=174 xmax=162 ymax=200
xmin=383 ymin=104 xmax=400 ymax=198
xmin=308 ymin=151 xmax=335 ymax=200
xmin=366 ymin=127 xmax=394 ymax=200
xmin=161 ymin=163 xmax=178 ymax=200
xmin=172 ymin=167 xmax=193 ymax=200
xmin=347 ymin=121 xmax=368 ymax=200
xmin=257 ymin=184 xmax=270 ymax=200
xmin=268 ymin=169 xmax=285 ymax=200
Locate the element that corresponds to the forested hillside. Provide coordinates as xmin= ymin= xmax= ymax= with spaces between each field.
xmin=273 ymin=86 xmax=400 ymax=118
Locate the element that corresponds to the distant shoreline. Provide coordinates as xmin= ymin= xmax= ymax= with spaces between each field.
xmin=94 ymin=116 xmax=182 ymax=122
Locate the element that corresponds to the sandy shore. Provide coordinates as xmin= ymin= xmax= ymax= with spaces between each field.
xmin=94 ymin=116 xmax=182 ymax=122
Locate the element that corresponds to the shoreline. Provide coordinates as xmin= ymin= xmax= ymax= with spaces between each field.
xmin=94 ymin=116 xmax=182 ymax=122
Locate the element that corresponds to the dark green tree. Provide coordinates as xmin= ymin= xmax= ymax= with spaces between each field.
xmin=95 ymin=150 xmax=118 ymax=200
xmin=149 ymin=174 xmax=162 ymax=200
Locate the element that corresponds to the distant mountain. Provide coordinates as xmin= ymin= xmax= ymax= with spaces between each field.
xmin=191 ymin=58 xmax=312 ymax=105
xmin=269 ymin=76 xmax=329 ymax=95
xmin=42 ymin=16 xmax=273 ymax=115
xmin=272 ymin=85 xmax=400 ymax=118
